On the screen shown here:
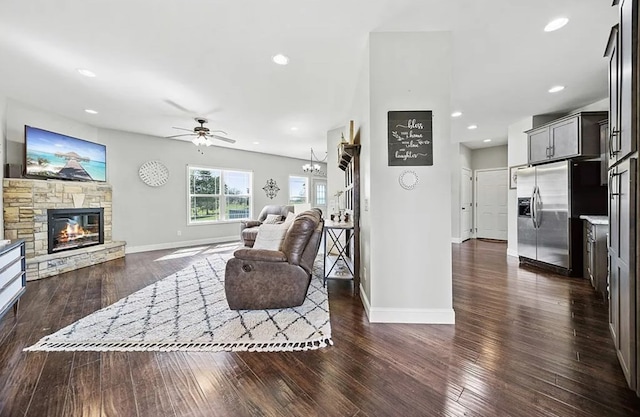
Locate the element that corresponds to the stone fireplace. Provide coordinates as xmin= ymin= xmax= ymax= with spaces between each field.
xmin=3 ymin=178 xmax=125 ymax=280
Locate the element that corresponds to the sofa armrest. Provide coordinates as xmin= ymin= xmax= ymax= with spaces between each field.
xmin=243 ymin=220 xmax=262 ymax=227
xmin=233 ymin=249 xmax=288 ymax=263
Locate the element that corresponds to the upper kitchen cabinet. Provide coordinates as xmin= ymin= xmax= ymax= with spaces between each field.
xmin=526 ymin=112 xmax=608 ymax=165
xmin=605 ymin=0 xmax=637 ymax=169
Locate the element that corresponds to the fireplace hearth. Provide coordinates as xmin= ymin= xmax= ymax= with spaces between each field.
xmin=48 ymin=208 xmax=104 ymax=254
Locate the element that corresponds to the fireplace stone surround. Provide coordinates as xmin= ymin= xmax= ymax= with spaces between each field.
xmin=3 ymin=178 xmax=125 ymax=280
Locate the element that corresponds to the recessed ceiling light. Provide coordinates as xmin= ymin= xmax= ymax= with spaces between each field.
xmin=77 ymin=68 xmax=96 ymax=78
xmin=548 ymin=85 xmax=565 ymax=93
xmin=290 ymin=126 xmax=298 ymax=131
xmin=544 ymin=17 xmax=569 ymax=32
xmin=467 ymin=125 xmax=478 ymax=130
xmin=253 ymin=141 xmax=260 ymax=145
xmin=483 ymin=139 xmax=492 ymax=143
xmin=84 ymin=109 xmax=98 ymax=114
xmin=451 ymin=111 xmax=462 ymax=117
xmin=272 ymin=54 xmax=289 ymax=65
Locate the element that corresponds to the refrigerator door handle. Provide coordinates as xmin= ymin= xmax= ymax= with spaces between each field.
xmin=534 ymin=186 xmax=542 ymax=229
xmin=530 ymin=186 xmax=537 ymax=228
xmin=610 ymin=128 xmax=620 ymax=156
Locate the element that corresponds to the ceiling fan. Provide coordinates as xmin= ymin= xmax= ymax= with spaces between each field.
xmin=168 ymin=117 xmax=236 ymax=146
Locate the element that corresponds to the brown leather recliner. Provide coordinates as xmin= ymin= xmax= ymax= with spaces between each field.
xmin=240 ymin=205 xmax=294 ymax=247
xmin=225 ymin=208 xmax=324 ymax=310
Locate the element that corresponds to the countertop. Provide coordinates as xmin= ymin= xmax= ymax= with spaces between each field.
xmin=579 ymin=215 xmax=609 ymax=225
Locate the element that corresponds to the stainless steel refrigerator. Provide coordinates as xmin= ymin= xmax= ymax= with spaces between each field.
xmin=517 ymin=160 xmax=606 ymax=275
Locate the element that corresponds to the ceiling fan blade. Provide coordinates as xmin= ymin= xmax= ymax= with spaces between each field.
xmin=209 ymin=134 xmax=236 ymax=144
xmin=164 ymin=99 xmax=195 ymax=114
xmin=209 ymin=129 xmax=228 ymax=135
xmin=166 ymin=134 xmax=195 ymax=138
xmin=171 ymin=127 xmax=195 ymax=133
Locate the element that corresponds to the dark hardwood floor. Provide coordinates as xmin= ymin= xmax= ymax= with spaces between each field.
xmin=1 ymin=239 xmax=640 ymax=416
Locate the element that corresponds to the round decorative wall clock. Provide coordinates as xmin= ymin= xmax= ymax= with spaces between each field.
xmin=138 ymin=161 xmax=170 ymax=187
xmin=399 ymin=170 xmax=419 ymax=190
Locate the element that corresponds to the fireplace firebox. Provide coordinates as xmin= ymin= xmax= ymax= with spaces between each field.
xmin=47 ymin=208 xmax=104 ymax=254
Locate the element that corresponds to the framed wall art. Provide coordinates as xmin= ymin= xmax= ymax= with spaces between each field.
xmin=509 ymin=164 xmax=527 ymax=189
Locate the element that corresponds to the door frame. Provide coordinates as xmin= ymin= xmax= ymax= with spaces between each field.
xmin=473 ymin=167 xmax=508 ymax=240
xmin=461 ymin=167 xmax=473 ymax=241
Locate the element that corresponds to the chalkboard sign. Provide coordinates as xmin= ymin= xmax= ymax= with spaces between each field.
xmin=388 ymin=110 xmax=433 ymax=166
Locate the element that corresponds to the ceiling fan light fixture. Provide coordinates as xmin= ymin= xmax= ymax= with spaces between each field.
xmin=192 ymin=136 xmax=208 ymax=146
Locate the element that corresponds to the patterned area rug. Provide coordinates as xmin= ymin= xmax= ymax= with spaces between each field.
xmin=25 ymin=253 xmax=332 ymax=352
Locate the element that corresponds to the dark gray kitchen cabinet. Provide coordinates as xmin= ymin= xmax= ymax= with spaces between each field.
xmin=609 ymin=157 xmax=637 ymax=389
xmin=582 ymin=218 xmax=608 ymax=299
xmin=606 ymin=25 xmax=621 ymax=168
xmin=606 ymin=0 xmax=637 ymax=168
xmin=526 ymin=112 xmax=607 ymax=165
xmin=606 ymin=0 xmax=639 ymax=394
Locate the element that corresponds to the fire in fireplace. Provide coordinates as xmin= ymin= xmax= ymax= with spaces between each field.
xmin=47 ymin=208 xmax=104 ymax=254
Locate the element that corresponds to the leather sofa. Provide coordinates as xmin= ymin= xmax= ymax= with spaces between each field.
xmin=240 ymin=205 xmax=294 ymax=247
xmin=225 ymin=208 xmax=324 ymax=310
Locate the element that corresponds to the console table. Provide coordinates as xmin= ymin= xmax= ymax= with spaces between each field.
xmin=0 ymin=240 xmax=26 ymax=321
xmin=323 ymin=221 xmax=357 ymax=288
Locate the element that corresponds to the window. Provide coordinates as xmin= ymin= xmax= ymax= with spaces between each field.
xmin=289 ymin=176 xmax=308 ymax=204
xmin=188 ymin=166 xmax=252 ymax=224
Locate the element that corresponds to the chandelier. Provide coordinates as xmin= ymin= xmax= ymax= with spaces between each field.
xmin=302 ymin=148 xmax=324 ymax=174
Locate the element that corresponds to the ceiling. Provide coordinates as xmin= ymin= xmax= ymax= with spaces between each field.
xmin=0 ymin=1 xmax=617 ymax=158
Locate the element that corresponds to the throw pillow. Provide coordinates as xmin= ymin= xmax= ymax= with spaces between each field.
xmin=263 ymin=214 xmax=282 ymax=224
xmin=253 ymin=223 xmax=289 ymax=250
xmin=283 ymin=211 xmax=297 ymax=232
xmin=282 ymin=211 xmax=296 ymax=226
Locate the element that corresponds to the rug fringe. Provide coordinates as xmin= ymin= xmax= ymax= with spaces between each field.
xmin=23 ymin=337 xmax=334 ymax=353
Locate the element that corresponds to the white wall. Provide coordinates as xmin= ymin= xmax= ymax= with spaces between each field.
xmin=461 ymin=143 xmax=472 ymax=168
xmin=5 ymin=100 xmax=324 ymax=252
xmin=507 ymin=117 xmax=533 ymax=257
xmin=0 ymin=94 xmax=5 ymax=238
xmin=366 ymin=31 xmax=454 ymax=323
xmin=573 ymin=98 xmax=608 ymax=113
xmin=346 ymin=40 xmax=371 ymax=299
xmin=471 ymin=145 xmax=507 ymax=171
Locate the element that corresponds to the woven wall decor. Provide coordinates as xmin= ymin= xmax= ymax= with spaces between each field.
xmin=139 ymin=161 xmax=170 ymax=187
xmin=398 ymin=170 xmax=419 ymax=190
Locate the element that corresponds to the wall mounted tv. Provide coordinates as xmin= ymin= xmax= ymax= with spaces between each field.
xmin=24 ymin=126 xmax=106 ymax=182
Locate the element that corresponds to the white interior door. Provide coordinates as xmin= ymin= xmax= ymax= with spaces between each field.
xmin=461 ymin=167 xmax=473 ymax=241
xmin=312 ymin=179 xmax=327 ymax=216
xmin=475 ymin=168 xmax=508 ymax=240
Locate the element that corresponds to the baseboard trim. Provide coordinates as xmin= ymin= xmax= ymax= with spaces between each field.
xmin=367 ymin=307 xmax=455 ymax=324
xmin=126 ymin=236 xmax=240 ymax=254
xmin=359 ymin=284 xmax=372 ymax=321
xmin=451 ymin=237 xmax=463 ymax=244
xmin=507 ymin=248 xmax=518 ymax=258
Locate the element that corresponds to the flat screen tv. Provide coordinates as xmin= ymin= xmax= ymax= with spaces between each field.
xmin=24 ymin=126 xmax=106 ymax=182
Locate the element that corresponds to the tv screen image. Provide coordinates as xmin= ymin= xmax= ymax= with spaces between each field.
xmin=25 ymin=126 xmax=106 ymax=182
